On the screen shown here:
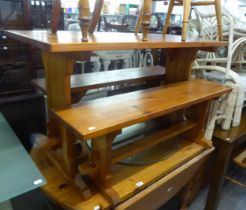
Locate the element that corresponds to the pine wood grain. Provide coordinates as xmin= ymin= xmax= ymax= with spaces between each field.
xmin=4 ymin=30 xmax=227 ymax=52
xmin=31 ymin=138 xmax=210 ymax=210
xmin=52 ymin=80 xmax=231 ymax=140
xmin=115 ymin=147 xmax=213 ymax=210
xmin=88 ymin=140 xmax=205 ymax=202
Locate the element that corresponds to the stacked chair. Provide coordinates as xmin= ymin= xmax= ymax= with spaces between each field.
xmin=51 ymin=0 xmax=223 ymax=42
xmin=190 ymin=8 xmax=246 ymax=139
xmin=135 ymin=0 xmax=223 ymax=41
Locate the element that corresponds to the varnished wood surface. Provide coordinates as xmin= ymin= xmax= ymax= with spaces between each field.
xmin=213 ymin=110 xmax=246 ymax=143
xmin=4 ymin=30 xmax=227 ymax=52
xmin=115 ymin=147 xmax=213 ymax=210
xmin=108 ymin=140 xmax=204 ymax=202
xmin=31 ymin=138 xmax=208 ymax=210
xmin=31 ymin=66 xmax=165 ymax=93
xmin=52 ymin=80 xmax=231 ymax=140
xmin=205 ymin=111 xmax=246 ymax=210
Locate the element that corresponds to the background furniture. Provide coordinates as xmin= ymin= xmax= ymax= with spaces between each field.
xmin=163 ymin=0 xmax=223 ymax=41
xmin=0 ymin=0 xmax=49 ymax=150
xmin=205 ymin=110 xmax=246 ymax=210
xmin=191 ymin=9 xmax=246 ymax=133
xmin=0 ymin=92 xmax=46 ymax=150
xmin=0 ymin=113 xmax=46 ymax=210
xmin=95 ymin=50 xmax=133 ymax=70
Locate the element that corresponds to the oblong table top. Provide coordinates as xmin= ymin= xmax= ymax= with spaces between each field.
xmin=5 ymin=30 xmax=227 ymax=52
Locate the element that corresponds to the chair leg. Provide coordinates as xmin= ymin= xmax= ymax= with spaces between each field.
xmin=182 ymin=0 xmax=191 ymax=41
xmin=78 ymin=0 xmax=90 ymax=42
xmin=162 ymin=0 xmax=175 ymax=35
xmin=135 ymin=7 xmax=143 ymax=34
xmin=141 ymin=0 xmax=152 ymax=41
xmin=89 ymin=0 xmax=104 ymax=34
xmin=51 ymin=0 xmax=61 ymax=33
xmin=214 ymin=0 xmax=223 ymax=41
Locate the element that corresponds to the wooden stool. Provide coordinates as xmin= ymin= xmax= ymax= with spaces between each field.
xmin=163 ymin=0 xmax=223 ymax=41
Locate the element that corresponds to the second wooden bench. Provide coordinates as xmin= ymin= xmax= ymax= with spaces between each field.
xmin=31 ymin=65 xmax=165 ymax=103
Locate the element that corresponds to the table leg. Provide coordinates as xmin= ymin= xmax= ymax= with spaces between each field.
xmin=42 ymin=51 xmax=75 ymax=111
xmin=205 ymin=140 xmax=233 ymax=210
xmin=165 ymin=48 xmax=198 ymax=83
xmin=42 ymin=51 xmax=76 ymax=177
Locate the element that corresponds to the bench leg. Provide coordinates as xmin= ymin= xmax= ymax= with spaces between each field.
xmin=90 ymin=132 xmax=122 ymax=205
xmin=91 ymin=134 xmax=115 ymax=189
xmin=71 ymin=90 xmax=87 ymax=104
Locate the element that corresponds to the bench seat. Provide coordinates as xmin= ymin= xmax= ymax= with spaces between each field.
xmin=32 ymin=65 xmax=165 ymax=94
xmin=52 ymin=79 xmax=231 ymax=140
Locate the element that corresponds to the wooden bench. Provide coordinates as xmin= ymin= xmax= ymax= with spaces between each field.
xmin=32 ymin=65 xmax=165 ymax=103
xmin=49 ymin=79 xmax=230 ymax=206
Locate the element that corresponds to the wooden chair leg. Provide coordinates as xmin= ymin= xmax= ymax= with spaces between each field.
xmin=162 ymin=0 xmax=175 ymax=35
xmin=182 ymin=0 xmax=191 ymax=41
xmin=51 ymin=0 xmax=61 ymax=33
xmin=89 ymin=0 xmax=104 ymax=34
xmin=214 ymin=0 xmax=223 ymax=41
xmin=141 ymin=0 xmax=152 ymax=41
xmin=135 ymin=7 xmax=143 ymax=34
xmin=78 ymin=0 xmax=91 ymax=42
